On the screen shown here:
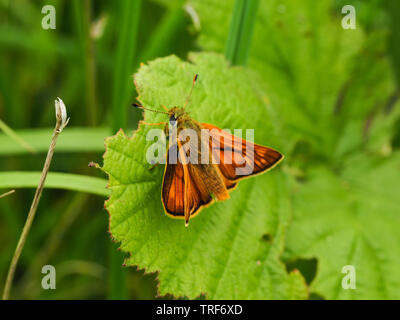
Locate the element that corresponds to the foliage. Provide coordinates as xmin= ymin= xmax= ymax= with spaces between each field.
xmin=0 ymin=0 xmax=399 ymax=300
xmin=188 ymin=0 xmax=400 ymax=299
xmin=285 ymin=153 xmax=400 ymax=299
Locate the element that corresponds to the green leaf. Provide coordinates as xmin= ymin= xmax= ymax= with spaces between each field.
xmin=0 ymin=171 xmax=108 ymax=196
xmin=102 ymin=52 xmax=307 ymax=299
xmin=284 ymin=153 xmax=400 ymax=299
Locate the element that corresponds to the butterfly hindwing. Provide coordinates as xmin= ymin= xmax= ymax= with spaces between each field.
xmin=161 ymin=142 xmax=213 ymax=223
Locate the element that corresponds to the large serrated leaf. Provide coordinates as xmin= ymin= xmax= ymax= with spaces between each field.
xmin=102 ymin=52 xmax=307 ymax=299
xmin=284 ymin=153 xmax=400 ymax=299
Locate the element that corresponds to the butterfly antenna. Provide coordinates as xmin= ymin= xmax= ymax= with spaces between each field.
xmin=183 ymin=74 xmax=198 ymax=109
xmin=132 ymin=103 xmax=169 ymax=115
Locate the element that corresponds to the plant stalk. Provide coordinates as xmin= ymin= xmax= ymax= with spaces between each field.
xmin=2 ymin=101 xmax=68 ymax=300
xmin=0 ymin=189 xmax=15 ymax=199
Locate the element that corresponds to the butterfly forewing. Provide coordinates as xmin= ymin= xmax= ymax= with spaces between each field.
xmin=201 ymin=123 xmax=283 ymax=181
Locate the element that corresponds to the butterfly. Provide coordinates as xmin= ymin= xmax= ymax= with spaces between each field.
xmin=133 ymin=75 xmax=283 ymax=226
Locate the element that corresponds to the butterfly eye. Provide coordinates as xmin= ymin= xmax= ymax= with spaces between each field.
xmin=169 ymin=115 xmax=177 ymax=127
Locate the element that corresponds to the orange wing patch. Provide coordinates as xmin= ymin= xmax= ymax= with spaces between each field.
xmin=161 ymin=144 xmax=213 ymax=225
xmin=201 ymin=123 xmax=283 ymax=181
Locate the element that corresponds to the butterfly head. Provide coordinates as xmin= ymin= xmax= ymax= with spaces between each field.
xmin=168 ymin=106 xmax=187 ymax=127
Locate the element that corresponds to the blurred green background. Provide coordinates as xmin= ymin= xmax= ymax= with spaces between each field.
xmin=0 ymin=0 xmax=399 ymax=299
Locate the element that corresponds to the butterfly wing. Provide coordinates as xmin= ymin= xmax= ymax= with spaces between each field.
xmin=161 ymin=142 xmax=213 ymax=224
xmin=161 ymin=122 xmax=282 ymax=225
xmin=161 ymin=160 xmax=185 ymax=217
xmin=201 ymin=123 xmax=283 ymax=182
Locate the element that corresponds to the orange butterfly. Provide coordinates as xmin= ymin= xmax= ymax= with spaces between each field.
xmin=134 ymin=75 xmax=283 ymax=226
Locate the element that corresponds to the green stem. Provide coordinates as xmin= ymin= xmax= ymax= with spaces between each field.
xmin=138 ymin=0 xmax=186 ymax=64
xmin=225 ymin=0 xmax=259 ymax=66
xmin=73 ymin=0 xmax=97 ymax=126
xmin=387 ymin=1 xmax=400 ymax=87
xmin=83 ymin=0 xmax=97 ymax=126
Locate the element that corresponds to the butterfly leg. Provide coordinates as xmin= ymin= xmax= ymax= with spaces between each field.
xmin=148 ymin=162 xmax=159 ymax=171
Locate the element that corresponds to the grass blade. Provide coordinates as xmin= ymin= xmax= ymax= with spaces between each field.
xmin=138 ymin=0 xmax=186 ymax=63
xmin=387 ymin=1 xmax=400 ymax=87
xmin=111 ymin=0 xmax=142 ymax=133
xmin=0 ymin=171 xmax=108 ymax=196
xmin=225 ymin=0 xmax=259 ymax=66
xmin=73 ymin=0 xmax=97 ymax=126
xmin=0 ymin=127 xmax=109 ymax=155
